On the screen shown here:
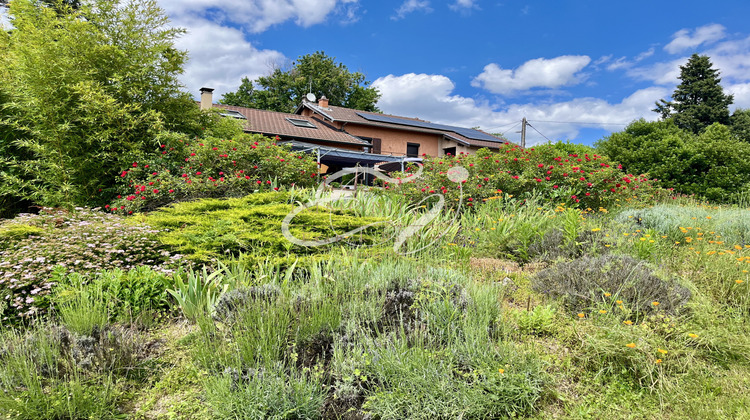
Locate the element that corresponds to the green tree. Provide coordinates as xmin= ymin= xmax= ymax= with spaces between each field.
xmin=1 ymin=0 xmax=80 ymax=14
xmin=730 ymin=108 xmax=750 ymax=142
xmin=220 ymin=51 xmax=381 ymax=112
xmin=219 ymin=76 xmax=258 ymax=109
xmin=653 ymin=54 xmax=734 ymax=134
xmin=596 ymin=119 xmax=750 ymax=202
xmin=0 ymin=0 xmax=201 ymax=209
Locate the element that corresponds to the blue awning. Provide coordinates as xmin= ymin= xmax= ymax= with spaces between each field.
xmin=280 ymin=140 xmax=420 ymax=169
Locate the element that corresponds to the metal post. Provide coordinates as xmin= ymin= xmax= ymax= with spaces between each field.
xmin=521 ymin=117 xmax=527 ymax=149
xmin=353 ymin=165 xmax=359 ymax=197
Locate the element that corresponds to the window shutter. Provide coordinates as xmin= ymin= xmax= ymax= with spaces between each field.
xmin=372 ymin=138 xmax=382 ymax=154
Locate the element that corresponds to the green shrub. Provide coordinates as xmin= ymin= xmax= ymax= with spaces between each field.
xmin=516 ymin=304 xmax=558 ymax=336
xmin=527 ymin=227 xmax=610 ymax=261
xmin=0 ymin=222 xmax=44 ymax=241
xmin=533 ymin=254 xmax=691 ymax=318
xmin=52 ymin=266 xmax=173 ymax=326
xmin=108 ymin=133 xmax=318 ymax=213
xmin=0 ymin=0 xmax=206 ymax=209
xmin=458 ymin=196 xmax=609 ymax=263
xmin=356 ymin=335 xmax=547 ymax=419
xmin=138 ymin=192 xmax=384 ymax=265
xmin=204 ymin=366 xmax=325 ymax=420
xmin=388 ymin=143 xmax=660 ymax=210
xmin=96 ymin=266 xmax=174 ymax=323
xmin=54 ymin=273 xmax=109 ymax=336
xmin=617 ymin=204 xmax=750 ymax=247
xmin=575 ymin=313 xmax=675 ymax=389
xmin=0 ymin=323 xmax=139 ymax=419
xmin=0 ymin=208 xmax=179 ymax=324
xmin=597 ymin=120 xmax=750 ymax=202
xmin=459 ymin=195 xmax=556 ymax=262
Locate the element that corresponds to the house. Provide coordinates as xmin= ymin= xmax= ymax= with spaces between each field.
xmin=199 ymin=87 xmax=510 ymax=173
xmin=296 ymin=96 xmax=510 ymax=158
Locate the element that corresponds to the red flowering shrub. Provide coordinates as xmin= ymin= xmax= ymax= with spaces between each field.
xmin=109 ymin=133 xmax=318 ymax=213
xmin=387 ymin=144 xmax=661 ymax=209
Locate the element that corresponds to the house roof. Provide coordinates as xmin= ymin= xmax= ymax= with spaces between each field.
xmin=212 ymin=104 xmax=368 ymax=146
xmin=296 ymin=102 xmax=510 ymax=149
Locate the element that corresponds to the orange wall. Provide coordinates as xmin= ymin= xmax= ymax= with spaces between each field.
xmin=300 ymin=139 xmax=365 ymax=152
xmin=300 ymin=107 xmax=490 ymax=157
xmin=341 ymin=124 xmax=441 ymax=157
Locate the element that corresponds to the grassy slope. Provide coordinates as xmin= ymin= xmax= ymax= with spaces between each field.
xmin=3 ymin=193 xmax=750 ymax=419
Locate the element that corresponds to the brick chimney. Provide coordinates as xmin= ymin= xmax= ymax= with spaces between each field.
xmin=318 ymin=96 xmax=329 ymax=108
xmin=200 ymin=87 xmax=214 ymax=110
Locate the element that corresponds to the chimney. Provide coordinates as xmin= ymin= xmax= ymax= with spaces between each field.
xmin=200 ymin=87 xmax=214 ymax=110
xmin=318 ymin=96 xmax=329 ymax=108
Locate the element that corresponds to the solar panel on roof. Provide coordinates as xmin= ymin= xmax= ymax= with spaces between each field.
xmin=355 ymin=112 xmax=503 ymax=143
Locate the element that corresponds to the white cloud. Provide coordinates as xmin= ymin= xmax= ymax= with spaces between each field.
xmin=606 ymin=57 xmax=630 ymax=71
xmin=374 ymin=73 xmax=489 ymax=124
xmin=450 ymin=0 xmax=478 ymax=11
xmin=159 ymin=0 xmax=360 ymax=33
xmin=392 ymin=0 xmax=431 ymax=20
xmin=374 ymin=73 xmax=667 ymax=145
xmin=171 ymin=16 xmax=286 ymax=99
xmin=593 ymin=55 xmax=612 ymax=67
xmin=626 ymin=57 xmax=686 ymax=85
xmin=664 ymin=23 xmax=726 ymax=54
xmin=604 ymin=48 xmax=655 ymax=71
xmin=627 ymin=35 xmax=750 ymax=88
xmin=635 ymin=48 xmax=655 ymax=62
xmin=471 ymin=55 xmax=591 ymax=95
xmin=703 ymin=36 xmax=750 ymax=83
xmin=727 ymin=83 xmax=750 ymax=109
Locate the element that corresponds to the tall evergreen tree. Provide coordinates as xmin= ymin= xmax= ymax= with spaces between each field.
xmin=653 ymin=54 xmax=733 ymax=134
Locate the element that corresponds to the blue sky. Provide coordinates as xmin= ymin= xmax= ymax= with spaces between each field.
xmin=6 ymin=1 xmax=750 ymax=146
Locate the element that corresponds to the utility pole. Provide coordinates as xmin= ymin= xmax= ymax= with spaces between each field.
xmin=520 ymin=117 xmax=527 ymax=149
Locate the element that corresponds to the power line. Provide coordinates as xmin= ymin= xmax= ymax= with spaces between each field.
xmin=529 ymin=120 xmax=629 ymax=126
xmin=499 ymin=121 xmax=521 ymax=136
xmin=483 ymin=120 xmax=522 ymax=132
xmin=526 ymin=122 xmax=553 ymax=143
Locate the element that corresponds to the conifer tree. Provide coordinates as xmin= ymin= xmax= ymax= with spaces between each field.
xmin=653 ymin=54 xmax=733 ymax=134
